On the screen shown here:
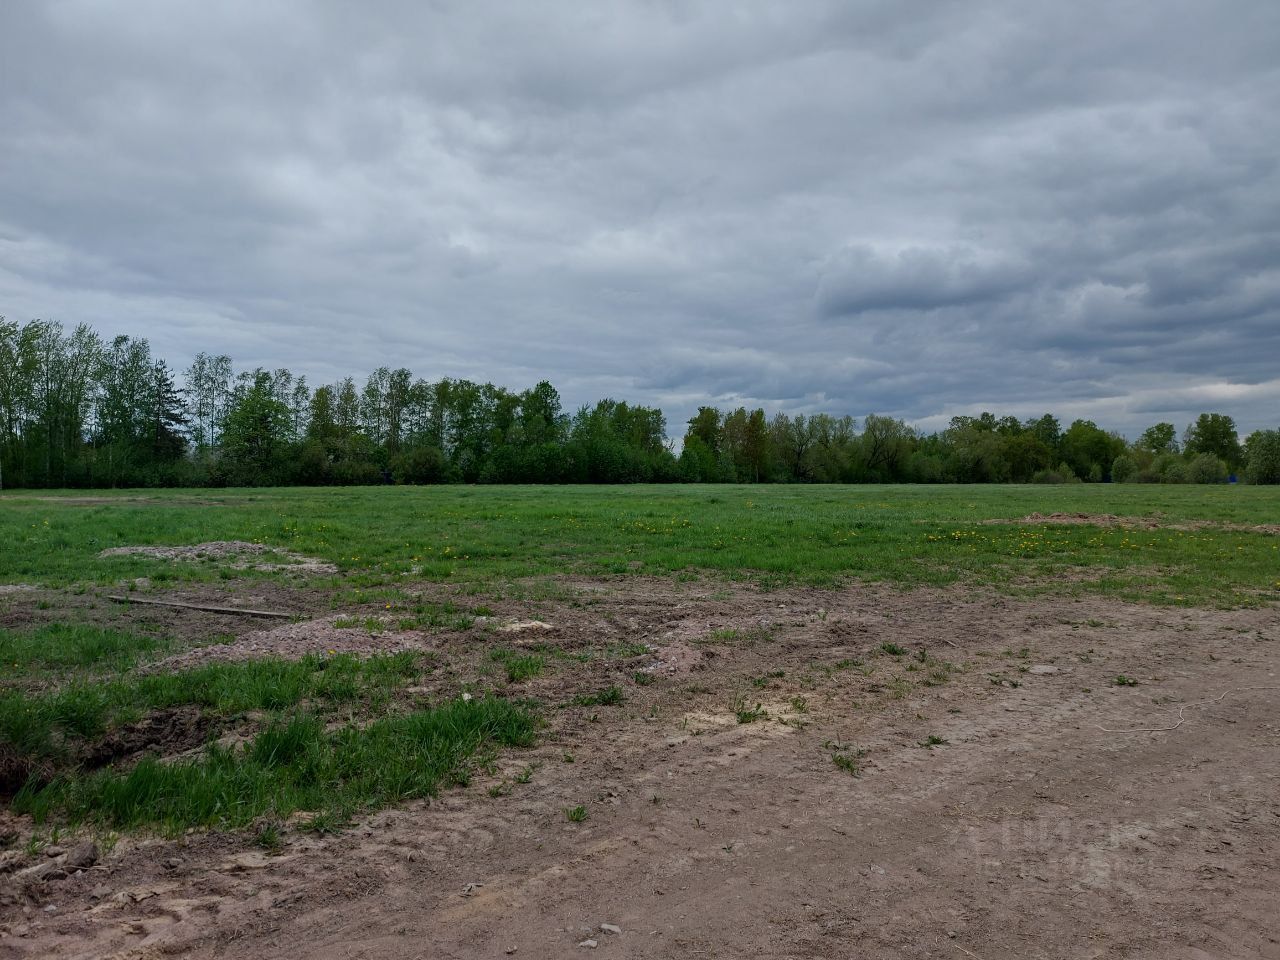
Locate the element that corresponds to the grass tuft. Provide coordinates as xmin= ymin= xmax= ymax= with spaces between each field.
xmin=573 ymin=685 xmax=624 ymax=707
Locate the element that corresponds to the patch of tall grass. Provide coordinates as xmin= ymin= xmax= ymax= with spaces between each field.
xmin=13 ymin=696 xmax=536 ymax=832
xmin=0 ymin=623 xmax=170 ymax=680
xmin=0 ymin=652 xmax=424 ymax=769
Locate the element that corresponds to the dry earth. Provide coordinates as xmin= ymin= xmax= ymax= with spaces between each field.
xmin=2 ymin=579 xmax=1278 ymax=960
xmin=97 ymin=542 xmax=339 ymax=575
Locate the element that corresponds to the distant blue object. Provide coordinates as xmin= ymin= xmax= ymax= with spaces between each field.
xmin=1228 ymin=474 xmax=1238 ymax=484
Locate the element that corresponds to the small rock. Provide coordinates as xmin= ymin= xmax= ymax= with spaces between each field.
xmin=163 ymin=857 xmax=184 ymax=870
xmin=1028 ymin=665 xmax=1058 ymax=675
xmin=64 ymin=842 xmax=98 ymax=870
xmin=16 ymin=860 xmax=65 ymax=883
xmin=43 ymin=905 xmax=57 ymax=913
xmin=600 ymin=923 xmax=622 ymax=935
xmin=44 ymin=846 xmax=65 ymax=859
xmin=578 ymin=939 xmax=598 ymax=949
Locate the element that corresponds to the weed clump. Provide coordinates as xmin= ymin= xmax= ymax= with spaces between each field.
xmin=573 ymin=686 xmax=624 ymax=707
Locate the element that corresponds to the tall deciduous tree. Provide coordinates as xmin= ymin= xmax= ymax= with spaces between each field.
xmin=220 ymin=370 xmax=293 ymax=485
xmin=1184 ymin=413 xmax=1241 ymax=471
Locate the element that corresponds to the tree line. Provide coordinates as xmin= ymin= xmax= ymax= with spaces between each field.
xmin=2 ymin=318 xmax=1277 ymax=488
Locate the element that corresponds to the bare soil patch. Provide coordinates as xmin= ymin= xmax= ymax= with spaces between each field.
xmin=3 ymin=578 xmax=1278 ymax=958
xmin=98 ymin=541 xmax=338 ymax=574
xmin=147 ymin=616 xmax=440 ymax=670
xmin=0 ymin=579 xmax=324 ymax=649
xmin=987 ymin=511 xmax=1280 ymax=535
xmin=79 ymin=707 xmax=222 ymax=774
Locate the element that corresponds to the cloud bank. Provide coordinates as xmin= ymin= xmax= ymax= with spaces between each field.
xmin=2 ymin=1 xmax=1277 ymax=436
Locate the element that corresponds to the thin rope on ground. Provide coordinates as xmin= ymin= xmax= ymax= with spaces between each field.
xmin=1096 ymin=686 xmax=1280 ymax=734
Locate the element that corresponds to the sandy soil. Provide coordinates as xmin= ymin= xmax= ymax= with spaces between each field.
xmin=2 ymin=579 xmax=1278 ymax=959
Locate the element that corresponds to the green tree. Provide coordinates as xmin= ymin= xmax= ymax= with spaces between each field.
xmin=1024 ymin=414 xmax=1061 ymax=452
xmin=860 ymin=414 xmax=913 ymax=480
xmin=220 ymin=370 xmax=293 ymax=485
xmin=0 ymin=318 xmax=41 ymax=489
xmin=1060 ymin=420 xmax=1125 ymax=481
xmin=146 ymin=360 xmax=188 ymax=464
xmin=685 ymin=407 xmax=722 ymax=451
xmin=1243 ymin=430 xmax=1280 ymax=484
xmin=183 ymin=352 xmax=232 ymax=454
xmin=1137 ymin=422 xmax=1178 ymax=454
xmin=1184 ymin=413 xmax=1242 ymax=471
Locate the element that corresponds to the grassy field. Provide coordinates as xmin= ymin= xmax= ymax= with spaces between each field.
xmin=1 ymin=483 xmax=1277 ymax=839
xmin=2 ymin=484 xmax=1277 ymax=605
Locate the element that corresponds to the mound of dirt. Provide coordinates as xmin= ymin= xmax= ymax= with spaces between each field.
xmin=146 ymin=616 xmax=435 ymax=670
xmin=80 ymin=706 xmax=219 ymax=772
xmin=98 ymin=541 xmax=338 ymax=574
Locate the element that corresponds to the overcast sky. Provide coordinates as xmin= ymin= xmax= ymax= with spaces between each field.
xmin=2 ymin=1 xmax=1278 ymax=438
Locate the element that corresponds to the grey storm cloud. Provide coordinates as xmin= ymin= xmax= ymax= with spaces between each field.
xmin=1 ymin=0 xmax=1278 ymax=437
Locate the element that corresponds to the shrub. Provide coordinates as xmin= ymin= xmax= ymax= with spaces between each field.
xmin=1111 ymin=455 xmax=1136 ymax=483
xmin=1245 ymin=429 xmax=1280 ymax=484
xmin=1031 ymin=462 xmax=1082 ymax=484
xmin=1186 ymin=453 xmax=1227 ymax=484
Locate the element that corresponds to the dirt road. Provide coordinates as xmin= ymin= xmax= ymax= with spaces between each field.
xmin=5 ymin=583 xmax=1278 ymax=959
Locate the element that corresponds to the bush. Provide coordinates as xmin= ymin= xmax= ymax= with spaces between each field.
xmin=1111 ymin=455 xmax=1136 ymax=483
xmin=1153 ymin=453 xmax=1188 ymax=484
xmin=1186 ymin=452 xmax=1227 ymax=484
xmin=1031 ymin=462 xmax=1081 ymax=484
xmin=1245 ymin=429 xmax=1280 ymax=484
xmin=391 ymin=445 xmax=452 ymax=484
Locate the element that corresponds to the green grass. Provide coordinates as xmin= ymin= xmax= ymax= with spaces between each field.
xmin=0 ymin=623 xmax=171 ymax=681
xmin=0 ymin=652 xmax=425 ymax=778
xmin=831 ymin=750 xmax=866 ymax=776
xmin=732 ymin=693 xmax=766 ymax=724
xmin=2 ymin=482 xmax=1278 ymax=835
xmin=489 ymin=649 xmax=546 ymax=683
xmin=1 ymin=484 xmax=1277 ymax=606
xmin=13 ymin=696 xmax=536 ymax=833
xmin=572 ymin=685 xmax=624 ymax=707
